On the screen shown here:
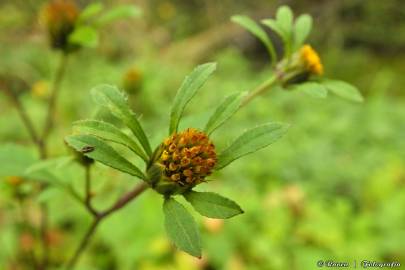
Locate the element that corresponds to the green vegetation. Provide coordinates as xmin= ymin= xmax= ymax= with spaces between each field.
xmin=0 ymin=1 xmax=404 ymax=270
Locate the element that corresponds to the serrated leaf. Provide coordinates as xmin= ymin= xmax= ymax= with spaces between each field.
xmin=73 ymin=119 xmax=148 ymax=162
xmin=292 ymin=82 xmax=327 ymax=99
xmin=204 ymin=92 xmax=246 ymax=135
xmin=65 ymin=134 xmax=145 ymax=179
xmin=91 ymin=84 xmax=152 ymax=156
xmin=69 ymin=26 xmax=99 ymax=48
xmin=293 ymin=14 xmax=312 ymax=49
xmin=79 ymin=2 xmax=104 ymax=21
xmin=169 ymin=63 xmax=216 ymax=134
xmin=163 ymin=198 xmax=201 ymax=258
xmin=216 ymin=123 xmax=289 ymax=169
xmin=231 ymin=15 xmax=276 ymax=61
xmin=184 ymin=191 xmax=243 ymax=219
xmin=323 ymin=79 xmax=364 ymax=102
xmin=96 ymin=4 xmax=141 ymax=26
xmin=276 ymin=5 xmax=293 ymax=34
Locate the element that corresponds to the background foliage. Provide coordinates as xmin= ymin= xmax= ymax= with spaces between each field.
xmin=0 ymin=0 xmax=404 ymax=269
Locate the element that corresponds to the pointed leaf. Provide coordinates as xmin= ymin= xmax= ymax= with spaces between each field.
xmin=169 ymin=63 xmax=216 ymax=134
xmin=293 ymin=14 xmax=312 ymax=49
xmin=163 ymin=198 xmax=201 ymax=257
xmin=323 ymin=79 xmax=364 ymax=102
xmin=91 ymin=84 xmax=152 ymax=156
xmin=204 ymin=92 xmax=246 ymax=135
xmin=231 ymin=15 xmax=276 ymax=61
xmin=184 ymin=191 xmax=243 ymax=219
xmin=73 ymin=119 xmax=148 ymax=161
xmin=65 ymin=134 xmax=145 ymax=179
xmin=216 ymin=123 xmax=289 ymax=169
xmin=292 ymin=82 xmax=327 ymax=99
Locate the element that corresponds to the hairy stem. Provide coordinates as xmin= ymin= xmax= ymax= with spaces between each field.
xmin=65 ymin=182 xmax=149 ymax=270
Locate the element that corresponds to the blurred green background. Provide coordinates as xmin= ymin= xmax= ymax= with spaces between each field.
xmin=1 ymin=0 xmax=404 ymax=269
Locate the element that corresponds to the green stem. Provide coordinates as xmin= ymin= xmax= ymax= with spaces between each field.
xmin=64 ymin=182 xmax=149 ymax=270
xmin=42 ymin=53 xmax=69 ymax=144
xmin=241 ymin=73 xmax=279 ymax=107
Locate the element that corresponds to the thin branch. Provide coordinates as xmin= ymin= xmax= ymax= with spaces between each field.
xmin=84 ymin=165 xmax=98 ymax=216
xmin=99 ymin=182 xmax=149 ymax=218
xmin=5 ymin=89 xmax=41 ymax=147
xmin=64 ymin=182 xmax=149 ymax=270
xmin=42 ymin=53 xmax=69 ymax=141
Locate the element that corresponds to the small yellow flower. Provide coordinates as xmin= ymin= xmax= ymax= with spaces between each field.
xmin=40 ymin=0 xmax=79 ymax=51
xmin=157 ymin=128 xmax=217 ymax=188
xmin=300 ymin=44 xmax=323 ymax=75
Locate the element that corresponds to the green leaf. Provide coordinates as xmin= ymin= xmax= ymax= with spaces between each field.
xmin=65 ymin=134 xmax=145 ymax=179
xmin=79 ymin=2 xmax=104 ymax=21
xmin=261 ymin=19 xmax=287 ymax=42
xmin=231 ymin=15 xmax=276 ymax=61
xmin=163 ymin=197 xmax=201 ymax=258
xmin=322 ymin=79 xmax=364 ymax=102
xmin=184 ymin=191 xmax=243 ymax=219
xmin=73 ymin=119 xmax=148 ymax=162
xmin=292 ymin=82 xmax=327 ymax=99
xmin=0 ymin=144 xmax=36 ymax=178
xmin=276 ymin=5 xmax=293 ymax=34
xmin=293 ymin=14 xmax=312 ymax=49
xmin=96 ymin=4 xmax=141 ymax=26
xmin=69 ymin=26 xmax=99 ymax=48
xmin=216 ymin=123 xmax=289 ymax=169
xmin=204 ymin=92 xmax=246 ymax=135
xmin=91 ymin=84 xmax=152 ymax=156
xmin=169 ymin=63 xmax=216 ymax=134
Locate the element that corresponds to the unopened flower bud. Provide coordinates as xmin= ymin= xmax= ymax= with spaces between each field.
xmin=122 ymin=67 xmax=143 ymax=94
xmin=40 ymin=0 xmax=79 ymax=51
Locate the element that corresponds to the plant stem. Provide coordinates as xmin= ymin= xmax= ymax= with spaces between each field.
xmin=42 ymin=52 xmax=69 ymax=143
xmin=241 ymin=73 xmax=278 ymax=107
xmin=6 ymin=90 xmax=41 ymax=149
xmin=64 ymin=182 xmax=149 ymax=270
xmin=84 ymin=165 xmax=97 ymax=216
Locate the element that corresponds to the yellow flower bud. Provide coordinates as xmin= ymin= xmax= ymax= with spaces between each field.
xmin=299 ymin=44 xmax=324 ymax=75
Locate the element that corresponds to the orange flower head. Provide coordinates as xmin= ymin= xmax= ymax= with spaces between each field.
xmin=153 ymin=128 xmax=217 ymax=192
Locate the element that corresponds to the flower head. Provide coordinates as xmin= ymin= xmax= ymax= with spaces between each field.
xmin=299 ymin=45 xmax=323 ymax=75
xmin=148 ymin=128 xmax=217 ymax=194
xmin=40 ymin=0 xmax=79 ymax=51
